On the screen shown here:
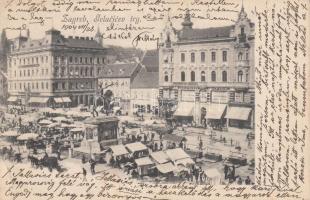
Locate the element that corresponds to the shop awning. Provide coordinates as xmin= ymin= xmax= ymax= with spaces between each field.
xmin=7 ymin=96 xmax=18 ymax=102
xmin=206 ymin=104 xmax=227 ymax=120
xmin=28 ymin=97 xmax=49 ymax=103
xmin=225 ymin=107 xmax=252 ymax=121
xmin=135 ymin=157 xmax=154 ymax=166
xmin=109 ymin=145 xmax=129 ymax=156
xmin=173 ymin=102 xmax=194 ymax=117
xmin=62 ymin=97 xmax=72 ymax=103
xmin=125 ymin=142 xmax=147 ymax=153
xmin=54 ymin=97 xmax=71 ymax=103
xmin=156 ymin=162 xmax=177 ymax=174
xmin=150 ymin=151 xmax=170 ymax=164
xmin=165 ymin=148 xmax=190 ymax=162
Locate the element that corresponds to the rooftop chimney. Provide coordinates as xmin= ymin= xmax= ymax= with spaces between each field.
xmin=80 ymin=37 xmax=85 ymax=40
xmin=86 ymin=37 xmax=89 ymax=40
xmin=90 ymin=37 xmax=93 ymax=40
xmin=75 ymin=36 xmax=79 ymax=39
xmin=69 ymin=36 xmax=73 ymax=39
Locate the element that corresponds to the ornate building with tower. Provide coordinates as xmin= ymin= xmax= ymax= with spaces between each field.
xmin=158 ymin=7 xmax=255 ymax=130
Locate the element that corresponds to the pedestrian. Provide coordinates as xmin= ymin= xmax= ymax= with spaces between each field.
xmin=232 ymin=165 xmax=236 ymax=181
xmin=57 ymin=148 xmax=61 ymax=160
xmin=224 ymin=164 xmax=228 ymax=179
xmin=89 ymin=159 xmax=96 ymax=175
xmin=230 ymin=138 xmax=233 ymax=146
xmin=82 ymin=167 xmax=87 ymax=181
xmin=245 ymin=176 xmax=251 ymax=185
xmin=151 ymin=132 xmax=155 ymax=141
xmin=144 ymin=134 xmax=147 ymax=142
xmin=199 ymin=139 xmax=203 ymax=151
xmin=248 ymin=140 xmax=251 ymax=148
xmin=81 ymin=154 xmax=86 ymax=164
xmin=237 ymin=177 xmax=243 ymax=185
xmin=154 ymin=142 xmax=158 ymax=152
xmin=160 ymin=141 xmax=163 ymax=150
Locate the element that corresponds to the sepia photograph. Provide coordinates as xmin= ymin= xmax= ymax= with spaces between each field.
xmin=0 ymin=0 xmax=308 ymax=199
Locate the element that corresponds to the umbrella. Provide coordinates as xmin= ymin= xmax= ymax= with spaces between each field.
xmin=1 ymin=131 xmax=20 ymax=137
xmin=39 ymin=119 xmax=53 ymax=125
xmin=17 ymin=133 xmax=39 ymax=141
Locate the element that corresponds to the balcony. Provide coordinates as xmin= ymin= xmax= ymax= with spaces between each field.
xmin=172 ymin=81 xmax=250 ymax=89
xmin=236 ymin=60 xmax=250 ymax=67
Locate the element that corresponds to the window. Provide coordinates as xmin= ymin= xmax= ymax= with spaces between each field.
xmin=191 ymin=53 xmax=195 ymax=63
xmin=201 ymin=71 xmax=206 ymax=82
xmin=80 ymin=68 xmax=83 ymax=76
xmin=222 ymin=51 xmax=227 ymax=62
xmin=46 ymin=56 xmax=48 ymax=63
xmin=211 ymin=71 xmax=216 ymax=82
xmin=41 ymin=82 xmax=44 ymax=89
xmin=181 ymin=53 xmax=185 ymax=63
xmin=238 ymin=70 xmax=243 ymax=82
xmin=80 ymin=57 xmax=83 ymax=63
xmin=102 ymin=58 xmax=105 ymax=64
xmin=69 ymin=56 xmax=73 ymax=63
xmin=191 ymin=71 xmax=195 ymax=82
xmin=85 ymin=68 xmax=88 ymax=76
xmin=36 ymin=82 xmax=39 ymax=89
xmin=62 ymin=82 xmax=65 ymax=89
xmin=211 ymin=52 xmax=216 ymax=62
xmin=61 ymin=56 xmax=65 ymax=62
xmin=28 ymin=70 xmax=30 ymax=76
xmin=46 ymin=82 xmax=48 ymax=89
xmin=164 ymin=71 xmax=169 ymax=82
xmin=238 ymin=52 xmax=243 ymax=60
xmin=222 ymin=71 xmax=227 ymax=82
xmin=181 ymin=71 xmax=185 ymax=82
xmin=36 ymin=57 xmax=38 ymax=64
xmin=246 ymin=73 xmax=248 ymax=82
xmin=246 ymin=52 xmax=249 ymax=60
xmin=201 ymin=52 xmax=205 ymax=62
xmin=97 ymin=57 xmax=100 ymax=64
xmin=90 ymin=58 xmax=93 ymax=64
xmin=41 ymin=56 xmax=43 ymax=63
xmin=85 ymin=57 xmax=88 ymax=64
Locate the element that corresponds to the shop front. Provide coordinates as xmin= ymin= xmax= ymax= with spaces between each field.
xmin=173 ymin=102 xmax=194 ymax=126
xmin=205 ymin=103 xmax=227 ymax=130
xmin=225 ymin=106 xmax=252 ymax=129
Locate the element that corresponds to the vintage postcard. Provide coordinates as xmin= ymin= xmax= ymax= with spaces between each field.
xmin=0 ymin=0 xmax=309 ymax=199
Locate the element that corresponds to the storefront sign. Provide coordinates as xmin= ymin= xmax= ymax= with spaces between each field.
xmin=212 ymin=91 xmax=228 ymax=103
xmin=181 ymin=90 xmax=195 ymax=102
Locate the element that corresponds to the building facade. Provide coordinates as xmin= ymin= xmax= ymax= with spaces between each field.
xmin=98 ymin=62 xmax=142 ymax=113
xmin=158 ymin=8 xmax=255 ymax=129
xmin=130 ymin=50 xmax=159 ymax=115
xmin=7 ymin=28 xmax=112 ymax=107
xmin=0 ymin=70 xmax=8 ymax=104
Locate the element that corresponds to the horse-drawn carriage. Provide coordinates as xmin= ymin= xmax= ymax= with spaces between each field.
xmin=28 ymin=154 xmax=61 ymax=172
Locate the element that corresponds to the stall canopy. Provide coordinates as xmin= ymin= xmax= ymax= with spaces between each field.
xmin=39 ymin=119 xmax=53 ymax=125
xmin=7 ymin=96 xmax=18 ymax=102
xmin=156 ymin=162 xmax=177 ymax=174
xmin=150 ymin=151 xmax=170 ymax=164
xmin=206 ymin=104 xmax=227 ymax=119
xmin=165 ymin=148 xmax=190 ymax=162
xmin=135 ymin=157 xmax=154 ymax=166
xmin=28 ymin=97 xmax=49 ymax=103
xmin=125 ymin=142 xmax=147 ymax=153
xmin=70 ymin=127 xmax=84 ymax=132
xmin=17 ymin=133 xmax=39 ymax=140
xmin=163 ymin=134 xmax=186 ymax=143
xmin=109 ymin=145 xmax=129 ymax=156
xmin=225 ymin=107 xmax=252 ymax=121
xmin=175 ymin=157 xmax=195 ymax=166
xmin=173 ymin=102 xmax=194 ymax=117
xmin=1 ymin=130 xmax=20 ymax=137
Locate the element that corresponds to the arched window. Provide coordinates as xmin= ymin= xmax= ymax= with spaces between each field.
xmin=201 ymin=71 xmax=206 ymax=82
xmin=238 ymin=52 xmax=243 ymax=61
xmin=191 ymin=53 xmax=195 ymax=63
xmin=211 ymin=71 xmax=216 ymax=82
xmin=222 ymin=71 xmax=227 ymax=82
xmin=164 ymin=71 xmax=169 ymax=82
xmin=238 ymin=70 xmax=243 ymax=82
xmin=181 ymin=71 xmax=185 ymax=82
xmin=191 ymin=71 xmax=195 ymax=82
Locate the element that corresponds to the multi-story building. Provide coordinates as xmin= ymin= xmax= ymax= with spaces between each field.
xmin=98 ymin=62 xmax=142 ymax=113
xmin=0 ymin=70 xmax=8 ymax=104
xmin=158 ymin=7 xmax=255 ymax=130
xmin=130 ymin=50 xmax=159 ymax=115
xmin=7 ymin=28 xmax=112 ymax=107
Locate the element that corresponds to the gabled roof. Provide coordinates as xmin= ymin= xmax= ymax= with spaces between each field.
xmin=131 ymin=68 xmax=158 ymax=89
xmin=98 ymin=63 xmax=140 ymax=78
xmin=141 ymin=49 xmax=159 ymax=72
xmin=177 ymin=25 xmax=234 ymax=41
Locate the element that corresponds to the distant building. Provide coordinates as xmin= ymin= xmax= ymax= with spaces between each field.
xmin=0 ymin=70 xmax=8 ymax=104
xmin=7 ymin=28 xmax=112 ymax=107
xmin=98 ymin=62 xmax=142 ymax=113
xmin=130 ymin=50 xmax=159 ymax=115
xmin=158 ymin=7 xmax=255 ymax=129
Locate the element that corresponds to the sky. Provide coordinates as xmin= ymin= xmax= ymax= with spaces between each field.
xmin=0 ymin=0 xmax=257 ymax=49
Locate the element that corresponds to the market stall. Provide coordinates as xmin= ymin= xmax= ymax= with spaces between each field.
xmin=135 ymin=157 xmax=154 ymax=176
xmin=125 ymin=142 xmax=149 ymax=159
